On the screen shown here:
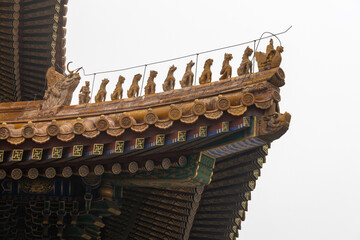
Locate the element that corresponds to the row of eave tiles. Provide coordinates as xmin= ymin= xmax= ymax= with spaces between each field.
xmin=101 ymin=147 xmax=266 ymax=240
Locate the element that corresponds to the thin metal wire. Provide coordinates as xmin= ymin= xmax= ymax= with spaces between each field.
xmin=90 ymin=73 xmax=96 ymax=103
xmin=81 ymin=26 xmax=292 ymax=77
xmin=194 ymin=54 xmax=199 ymax=86
xmin=139 ymin=65 xmax=147 ymax=97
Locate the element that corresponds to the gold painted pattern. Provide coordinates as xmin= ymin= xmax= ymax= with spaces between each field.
xmin=222 ymin=121 xmax=229 ymax=132
xmin=73 ymin=145 xmax=83 ymax=157
xmin=0 ymin=150 xmax=4 ymax=162
xmin=32 ymin=148 xmax=43 ymax=160
xmin=178 ymin=131 xmax=187 ymax=142
xmin=52 ymin=147 xmax=63 ymax=159
xmin=156 ymin=135 xmax=165 ymax=146
xmin=115 ymin=141 xmax=124 ymax=153
xmin=12 ymin=149 xmax=23 ymax=161
xmin=93 ymin=144 xmax=104 ymax=155
xmin=135 ymin=138 xmax=145 ymax=149
xmin=199 ymin=126 xmax=207 ymax=137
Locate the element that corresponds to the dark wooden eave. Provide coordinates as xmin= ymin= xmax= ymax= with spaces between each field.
xmin=0 ymin=0 xmax=67 ymax=102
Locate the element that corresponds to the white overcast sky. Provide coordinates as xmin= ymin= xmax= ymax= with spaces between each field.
xmin=66 ymin=1 xmax=360 ymax=239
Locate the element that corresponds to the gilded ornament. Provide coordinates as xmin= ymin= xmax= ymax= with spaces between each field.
xmin=95 ymin=78 xmax=109 ymax=103
xmin=219 ymin=53 xmax=233 ymax=80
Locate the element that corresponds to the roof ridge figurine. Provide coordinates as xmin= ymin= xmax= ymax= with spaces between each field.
xmin=162 ymin=65 xmax=177 ymax=91
xmin=255 ymin=38 xmax=284 ymax=71
xmin=111 ymin=75 xmax=125 ymax=100
xmin=180 ymin=60 xmax=195 ymax=88
xmin=199 ymin=59 xmax=213 ymax=85
xmin=95 ymin=78 xmax=109 ymax=103
xmin=127 ymin=73 xmax=142 ymax=98
xmin=219 ymin=53 xmax=233 ymax=80
xmin=39 ymin=62 xmax=82 ymax=117
xmin=144 ymin=70 xmax=158 ymax=96
xmin=237 ymin=46 xmax=253 ymax=76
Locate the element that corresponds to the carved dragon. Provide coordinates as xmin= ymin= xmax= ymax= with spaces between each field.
xmin=39 ymin=62 xmax=82 ymax=116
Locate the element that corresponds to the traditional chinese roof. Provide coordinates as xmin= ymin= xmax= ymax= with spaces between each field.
xmin=0 ymin=0 xmax=67 ymax=102
xmin=0 ymin=1 xmax=291 ymax=238
xmin=0 ymin=65 xmax=290 ymax=239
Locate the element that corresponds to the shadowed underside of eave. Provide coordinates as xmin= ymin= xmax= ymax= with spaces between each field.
xmin=0 ymin=0 xmax=68 ymax=102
